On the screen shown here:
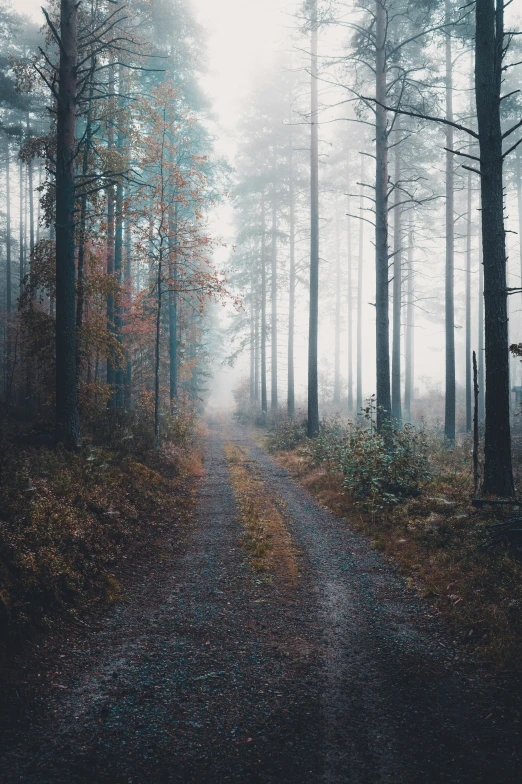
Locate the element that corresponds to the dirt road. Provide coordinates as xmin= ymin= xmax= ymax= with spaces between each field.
xmin=1 ymin=416 xmax=520 ymax=783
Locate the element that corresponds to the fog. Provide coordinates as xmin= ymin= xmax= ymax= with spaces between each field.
xmin=6 ymin=0 xmax=522 ymax=434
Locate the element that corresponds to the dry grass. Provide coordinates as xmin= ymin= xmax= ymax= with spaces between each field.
xmin=275 ymin=448 xmax=522 ymax=670
xmin=224 ymin=442 xmax=299 ymax=584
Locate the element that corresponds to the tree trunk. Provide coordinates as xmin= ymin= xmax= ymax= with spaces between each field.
xmin=465 ymin=168 xmax=472 ymax=432
xmin=250 ymin=261 xmax=255 ymax=402
xmin=5 ymin=136 xmax=11 ymax=402
xmin=391 ymin=132 xmax=402 ymax=422
xmin=55 ymin=0 xmax=80 ymax=447
xmin=478 ymin=224 xmax=485 ymax=423
xmin=5 ymin=137 xmax=11 ymax=315
xmin=19 ymin=157 xmax=24 ymax=298
xmin=271 ymin=172 xmax=278 ymax=410
xmin=287 ymin=133 xmax=295 ymax=417
xmin=27 ymin=117 xmax=34 ymax=292
xmin=444 ymin=0 xmax=456 ymax=443
xmin=347 ymin=194 xmax=354 ymax=411
xmin=106 ymin=62 xmax=115 ymax=394
xmin=308 ymin=0 xmax=320 ymax=437
xmin=333 ymin=198 xmax=341 ymax=405
xmin=254 ymin=288 xmax=260 ymax=402
xmin=169 ymin=201 xmax=178 ymax=408
xmin=517 ymin=146 xmax=522 ymax=299
xmin=357 ymin=158 xmax=364 ymax=415
xmin=124 ymin=215 xmax=132 ymax=407
xmin=475 ymin=0 xmax=514 ymax=495
xmin=375 ymin=0 xmax=391 ymax=430
xmin=75 ymin=64 xmax=94 ymax=379
xmin=112 ymin=174 xmax=124 ymax=408
xmin=404 ymin=213 xmax=414 ymax=422
xmin=261 ymin=194 xmax=267 ymax=417
xmin=154 ymin=248 xmax=163 ymax=448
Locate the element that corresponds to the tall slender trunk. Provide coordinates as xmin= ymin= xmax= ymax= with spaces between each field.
xmin=391 ymin=134 xmax=402 ymax=422
xmin=375 ymin=0 xmax=391 ymax=429
xmin=106 ymin=62 xmax=115 ymax=393
xmin=465 ymin=169 xmax=472 ymax=432
xmin=154 ymin=247 xmax=163 ymax=448
xmin=75 ymin=62 xmax=94 ymax=377
xmin=347 ymin=194 xmax=354 ymax=412
xmin=124 ymin=214 xmax=132 ymax=407
xmin=37 ymin=165 xmax=42 ymax=244
xmin=478 ymin=223 xmax=485 ymax=423
xmin=55 ymin=0 xmax=80 ymax=447
xmin=517 ymin=146 xmax=522 ymax=297
xmin=5 ymin=137 xmax=12 ymax=402
xmin=250 ymin=260 xmax=255 ymax=402
xmin=261 ymin=194 xmax=267 ymax=416
xmin=254 ymin=288 xmax=260 ymax=402
xmin=475 ymin=0 xmax=513 ymax=494
xmin=308 ymin=0 xmax=320 ymax=437
xmin=271 ymin=171 xmax=278 ymax=410
xmin=112 ymin=175 xmax=124 ymax=408
xmin=333 ymin=199 xmax=341 ymax=405
xmin=19 ymin=157 xmax=24 ymax=297
xmin=27 ymin=118 xmax=34 ymax=292
xmin=169 ymin=201 xmax=178 ymax=407
xmin=287 ymin=133 xmax=295 ymax=417
xmin=444 ymin=0 xmax=456 ymax=442
xmin=5 ymin=137 xmax=11 ymax=314
xmin=404 ymin=213 xmax=414 ymax=422
xmin=356 ymin=157 xmax=364 ymax=415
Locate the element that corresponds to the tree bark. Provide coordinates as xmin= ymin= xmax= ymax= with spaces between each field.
xmin=475 ymin=0 xmax=514 ymax=495
xmin=261 ymin=193 xmax=267 ymax=417
xmin=106 ymin=63 xmax=115 ymax=395
xmin=287 ymin=132 xmax=295 ymax=417
xmin=19 ymin=157 xmax=24 ymax=298
xmin=75 ymin=65 xmax=94 ymax=378
xmin=357 ymin=158 xmax=364 ymax=415
xmin=404 ymin=213 xmax=414 ymax=422
xmin=444 ymin=0 xmax=456 ymax=443
xmin=308 ymin=0 xmax=320 ymax=437
xmin=333 ymin=198 xmax=341 ymax=405
xmin=391 ymin=133 xmax=402 ymax=422
xmin=347 ymin=194 xmax=354 ymax=412
xmin=250 ymin=264 xmax=255 ymax=403
xmin=478 ymin=223 xmax=485 ymax=423
xmin=271 ymin=170 xmax=278 ymax=410
xmin=375 ymin=0 xmax=391 ymax=430
xmin=5 ymin=137 xmax=11 ymax=315
xmin=465 ymin=169 xmax=472 ymax=432
xmin=124 ymin=214 xmax=132 ymax=407
xmin=169 ymin=201 xmax=178 ymax=408
xmin=254 ymin=288 xmax=260 ymax=402
xmin=55 ymin=0 xmax=80 ymax=447
xmin=517 ymin=146 xmax=522 ymax=299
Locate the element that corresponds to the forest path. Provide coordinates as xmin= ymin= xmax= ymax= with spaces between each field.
xmin=1 ymin=414 xmax=521 ymax=783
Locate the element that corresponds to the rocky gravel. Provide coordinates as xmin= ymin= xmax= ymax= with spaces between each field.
xmin=0 ymin=415 xmax=520 ymax=783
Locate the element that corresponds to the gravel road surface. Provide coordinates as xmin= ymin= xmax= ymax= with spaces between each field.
xmin=0 ymin=415 xmax=520 ymax=783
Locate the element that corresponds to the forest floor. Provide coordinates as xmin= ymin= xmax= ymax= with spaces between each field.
xmin=0 ymin=413 xmax=521 ymax=783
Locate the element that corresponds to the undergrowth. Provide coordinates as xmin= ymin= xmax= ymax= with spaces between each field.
xmin=267 ymin=413 xmax=522 ymax=669
xmin=0 ymin=407 xmax=201 ymax=652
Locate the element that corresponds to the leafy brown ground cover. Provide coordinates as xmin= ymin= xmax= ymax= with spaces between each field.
xmin=271 ymin=439 xmax=522 ymax=669
xmin=0 ymin=418 xmax=202 ymax=658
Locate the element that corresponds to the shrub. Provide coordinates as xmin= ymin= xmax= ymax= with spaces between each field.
xmin=265 ymin=413 xmax=307 ymax=452
xmin=307 ymin=414 xmax=431 ymax=511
